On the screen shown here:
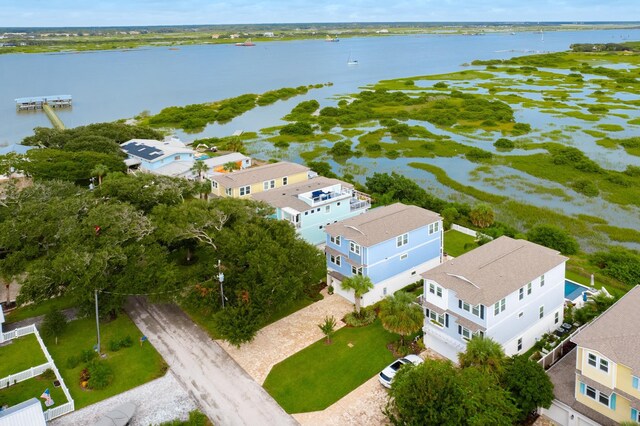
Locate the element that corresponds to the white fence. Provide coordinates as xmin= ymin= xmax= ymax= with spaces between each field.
xmin=450 ymin=224 xmax=493 ymax=240
xmin=1 ymin=323 xmax=75 ymax=420
xmin=0 ymin=362 xmax=51 ymax=388
xmin=536 ymin=325 xmax=584 ymax=370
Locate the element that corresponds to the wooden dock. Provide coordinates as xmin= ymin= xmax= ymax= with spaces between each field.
xmin=43 ymin=104 xmax=66 ymax=130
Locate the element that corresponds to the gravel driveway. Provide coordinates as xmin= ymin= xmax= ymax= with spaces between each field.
xmin=50 ymin=371 xmax=197 ymax=426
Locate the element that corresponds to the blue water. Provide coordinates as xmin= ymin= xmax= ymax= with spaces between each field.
xmin=564 ymin=280 xmax=590 ymax=301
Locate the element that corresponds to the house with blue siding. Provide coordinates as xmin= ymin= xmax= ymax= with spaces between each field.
xmin=325 ymin=203 xmax=443 ymax=307
xmin=252 ymin=176 xmax=371 ymax=245
xmin=121 ymin=137 xmax=195 ymax=178
xmin=421 ymin=236 xmax=567 ymax=362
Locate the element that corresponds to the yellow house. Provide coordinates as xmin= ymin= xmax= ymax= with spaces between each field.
xmin=543 ymin=286 xmax=640 ymax=426
xmin=210 ymin=161 xmax=310 ymax=198
xmin=571 ymin=286 xmax=640 ymax=424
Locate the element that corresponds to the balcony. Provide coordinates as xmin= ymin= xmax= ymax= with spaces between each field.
xmin=350 ymin=190 xmax=372 ymax=212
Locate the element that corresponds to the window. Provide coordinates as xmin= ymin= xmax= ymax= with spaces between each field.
xmin=600 ymin=358 xmax=609 ymax=373
xmin=239 ymin=185 xmax=251 ymax=196
xmin=633 ymin=407 xmax=640 ymax=422
xmin=396 ymin=233 xmax=408 ymax=247
xmin=383 ymin=287 xmax=387 ymax=296
xmin=263 ymin=180 xmax=275 ymax=191
xmin=282 ymin=176 xmax=288 ymax=186
xmin=588 ymin=353 xmax=597 ymax=367
xmin=325 ymin=205 xmax=331 ymax=213
xmin=349 ymin=241 xmax=361 ymax=255
xmin=330 ymin=255 xmax=341 ymax=266
xmin=632 ymin=376 xmax=639 ymax=390
xmin=174 ymin=155 xmax=181 ymax=160
xmin=518 ymin=311 xmax=524 ymax=318
xmin=351 ymin=265 xmax=363 ymax=276
xmin=519 ymin=287 xmax=524 ymax=300
xmin=400 ymin=253 xmax=408 ymax=260
xmin=429 ymin=310 xmax=444 ymax=327
xmin=554 ymin=311 xmax=560 ymax=324
xmin=225 ymin=188 xmax=233 ymax=196
xmin=494 ymin=298 xmax=506 ymax=315
xmin=462 ymin=301 xmax=471 ymax=312
xmin=527 ymin=282 xmax=532 ymax=295
xmin=337 ymin=202 xmax=341 ymax=206
xmin=459 ymin=326 xmax=472 ymax=340
xmin=540 ymin=274 xmax=545 ymax=287
xmin=330 ymin=235 xmax=341 ymax=245
xmin=583 ymin=384 xmax=611 ymax=408
xmin=517 ymin=337 xmax=523 ymax=351
xmin=539 ymin=305 xmax=544 ymax=319
xmin=212 ymin=181 xmax=218 ymax=189
xmin=472 ymin=305 xmax=480 ymax=317
xmin=429 ymin=283 xmax=442 ymax=297
xmin=428 ymin=222 xmax=440 ymax=234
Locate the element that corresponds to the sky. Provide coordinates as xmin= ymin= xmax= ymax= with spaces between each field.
xmin=1 ymin=0 xmax=639 ymax=28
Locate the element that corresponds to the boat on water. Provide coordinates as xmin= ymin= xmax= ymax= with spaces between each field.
xmin=325 ymin=35 xmax=339 ymax=42
xmin=347 ymin=56 xmax=358 ymax=65
xmin=235 ymin=38 xmax=255 ymax=47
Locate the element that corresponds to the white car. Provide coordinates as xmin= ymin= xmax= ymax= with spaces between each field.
xmin=378 ymin=354 xmax=424 ymax=388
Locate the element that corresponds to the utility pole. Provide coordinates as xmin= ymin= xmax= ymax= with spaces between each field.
xmin=94 ymin=289 xmax=101 ymax=355
xmin=218 ymin=260 xmax=225 ymax=309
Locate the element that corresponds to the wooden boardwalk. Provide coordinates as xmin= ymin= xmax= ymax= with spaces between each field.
xmin=43 ymin=104 xmax=66 ymax=130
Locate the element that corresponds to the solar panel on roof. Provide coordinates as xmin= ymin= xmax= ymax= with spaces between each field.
xmin=121 ymin=142 xmax=165 ymax=160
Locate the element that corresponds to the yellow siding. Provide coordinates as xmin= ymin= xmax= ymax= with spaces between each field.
xmin=578 ymin=347 xmax=615 ymax=389
xmin=616 ymin=364 xmax=640 ymax=401
xmin=576 ymin=381 xmax=633 ymax=424
xmin=215 ymin=171 xmax=308 ymax=198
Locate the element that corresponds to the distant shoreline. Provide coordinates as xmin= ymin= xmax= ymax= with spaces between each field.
xmin=1 ymin=23 xmax=639 ymax=55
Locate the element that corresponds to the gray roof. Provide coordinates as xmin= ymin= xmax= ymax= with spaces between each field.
xmin=421 ymin=236 xmax=567 ymax=305
xmin=324 ymin=203 xmax=441 ymax=247
xmin=572 ymin=285 xmax=640 ymax=373
xmin=252 ymin=177 xmax=352 ymax=212
xmin=212 ymin=162 xmax=309 ymax=189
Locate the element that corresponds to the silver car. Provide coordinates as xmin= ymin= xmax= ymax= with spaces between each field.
xmin=378 ymin=354 xmax=424 ymax=388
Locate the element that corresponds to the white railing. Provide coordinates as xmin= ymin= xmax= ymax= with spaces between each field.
xmin=350 ymin=199 xmax=370 ymax=211
xmin=1 ymin=323 xmax=75 ymax=420
xmin=44 ymin=401 xmax=75 ymax=421
xmin=0 ymin=362 xmax=51 ymax=388
xmin=536 ymin=325 xmax=584 ymax=370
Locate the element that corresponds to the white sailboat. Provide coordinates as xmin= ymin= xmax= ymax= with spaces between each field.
xmin=347 ymin=51 xmax=358 ymax=65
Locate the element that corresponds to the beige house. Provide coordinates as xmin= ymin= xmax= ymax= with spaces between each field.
xmin=210 ymin=161 xmax=310 ymax=198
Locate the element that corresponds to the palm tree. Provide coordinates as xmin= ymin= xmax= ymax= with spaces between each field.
xmin=458 ymin=335 xmax=506 ymax=377
xmin=191 ymin=160 xmax=210 ymax=182
xmin=226 ymin=137 xmax=245 ymax=153
xmin=91 ymin=163 xmax=109 ymax=186
xmin=340 ymin=275 xmax=373 ymax=315
xmin=378 ymin=291 xmax=423 ymax=347
xmin=469 ymin=203 xmax=495 ymax=228
xmin=318 ymin=316 xmax=337 ymax=344
xmin=223 ymin=161 xmax=240 ymax=173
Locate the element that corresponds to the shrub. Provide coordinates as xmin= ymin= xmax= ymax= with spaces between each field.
xmin=404 ymin=80 xmax=415 ymax=86
xmin=344 ymin=308 xmax=376 ymax=327
xmin=87 ymin=360 xmax=114 ymax=390
xmin=365 ymin=143 xmax=382 ymax=152
xmin=385 ymin=150 xmax=400 ymax=159
xmin=66 ymin=356 xmax=81 ymax=369
xmin=572 ymin=179 xmax=599 ymax=197
xmin=80 ymin=349 xmax=97 ymax=363
xmin=433 ymin=82 xmax=448 ymax=89
xmin=41 ymin=368 xmax=56 ymax=381
xmin=274 ymin=140 xmax=290 ymax=149
xmin=465 ymin=148 xmax=493 ymax=162
xmin=527 ymin=225 xmax=580 ymax=255
xmin=494 ymin=138 xmax=515 ymax=149
xmin=589 ymin=247 xmax=640 ymax=287
xmin=328 ymin=141 xmax=352 ymax=157
xmin=279 ymin=122 xmax=313 ymax=136
xmin=511 ymin=122 xmax=532 ymax=135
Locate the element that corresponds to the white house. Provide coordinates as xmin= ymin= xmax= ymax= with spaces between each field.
xmin=0 ymin=398 xmax=46 ymax=426
xmin=203 ymin=153 xmax=251 ymax=175
xmin=121 ymin=137 xmax=195 ymax=178
xmin=422 ymin=236 xmax=567 ymax=362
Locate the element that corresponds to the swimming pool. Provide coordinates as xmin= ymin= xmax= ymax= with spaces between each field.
xmin=565 ymin=280 xmax=590 ymax=301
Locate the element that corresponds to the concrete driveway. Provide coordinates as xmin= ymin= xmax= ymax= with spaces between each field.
xmin=124 ymin=297 xmax=297 ymax=426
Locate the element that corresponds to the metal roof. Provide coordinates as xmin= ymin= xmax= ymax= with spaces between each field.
xmin=121 ymin=142 xmax=164 ymax=160
xmin=0 ymin=398 xmax=46 ymax=426
xmin=14 ymin=95 xmax=72 ymax=103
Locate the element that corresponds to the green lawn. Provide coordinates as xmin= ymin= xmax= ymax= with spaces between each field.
xmin=5 ymin=297 xmax=76 ymax=324
xmin=0 ymin=335 xmax=47 ymax=378
xmin=45 ymin=314 xmax=167 ymax=409
xmin=0 ymin=374 xmax=68 ymax=411
xmin=263 ymin=319 xmax=397 ymax=413
xmin=444 ymin=230 xmax=479 ymax=257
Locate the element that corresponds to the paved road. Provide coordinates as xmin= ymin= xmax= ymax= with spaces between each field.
xmin=125 ymin=297 xmax=297 ymax=426
xmin=4 ymin=308 xmax=78 ymax=331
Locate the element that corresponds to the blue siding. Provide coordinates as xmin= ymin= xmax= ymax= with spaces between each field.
xmin=297 ymin=199 xmax=365 ymax=245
